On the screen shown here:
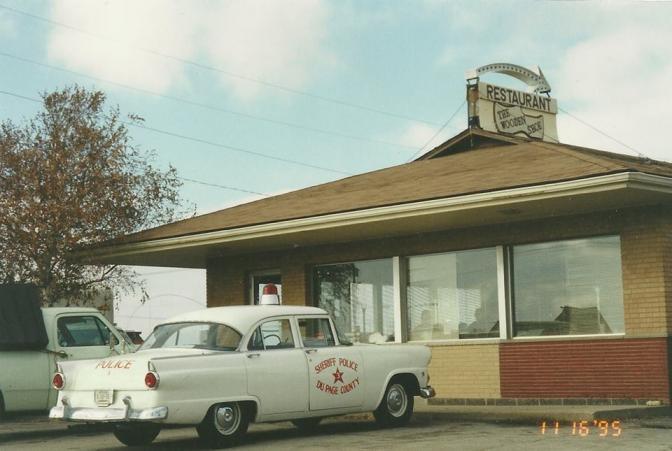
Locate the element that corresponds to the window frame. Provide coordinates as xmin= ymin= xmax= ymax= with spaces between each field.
xmin=403 ymin=245 xmax=505 ymax=344
xmin=311 ymin=258 xmax=395 ymax=344
xmin=509 ymin=234 xmax=626 ymax=341
xmin=308 ymin=234 xmax=625 ymax=344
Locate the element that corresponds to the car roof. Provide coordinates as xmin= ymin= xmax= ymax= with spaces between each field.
xmin=159 ymin=305 xmax=328 ymax=334
xmin=41 ymin=307 xmax=102 ymax=320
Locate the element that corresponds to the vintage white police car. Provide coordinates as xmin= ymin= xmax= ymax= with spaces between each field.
xmin=49 ymin=305 xmax=434 ymax=447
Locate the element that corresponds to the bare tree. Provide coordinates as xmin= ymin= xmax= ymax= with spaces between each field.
xmin=0 ymin=86 xmax=191 ymax=306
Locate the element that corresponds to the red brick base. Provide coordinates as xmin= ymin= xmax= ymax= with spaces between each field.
xmin=499 ymin=338 xmax=671 ymax=402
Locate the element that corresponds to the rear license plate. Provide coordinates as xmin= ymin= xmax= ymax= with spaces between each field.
xmin=94 ymin=390 xmax=114 ymax=407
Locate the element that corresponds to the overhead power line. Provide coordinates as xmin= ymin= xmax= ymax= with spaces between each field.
xmin=0 ymin=92 xmax=271 ymax=196
xmin=407 ymin=101 xmax=466 ymax=161
xmin=178 ymin=176 xmax=267 ymax=196
xmin=558 ymin=107 xmax=650 ymax=159
xmin=0 ymin=51 xmax=417 ymax=151
xmin=0 ymin=3 xmax=441 ymax=127
xmin=0 ymin=89 xmax=352 ymax=176
xmin=130 ymin=122 xmax=352 ymax=175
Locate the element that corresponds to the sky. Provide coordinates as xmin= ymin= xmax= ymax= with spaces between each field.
xmin=1 ymin=0 xmax=671 ymax=337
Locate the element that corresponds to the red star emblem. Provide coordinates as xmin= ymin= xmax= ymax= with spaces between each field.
xmin=332 ymin=368 xmax=344 ymax=384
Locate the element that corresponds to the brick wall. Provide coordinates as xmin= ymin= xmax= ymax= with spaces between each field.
xmin=499 ymin=338 xmax=670 ymax=401
xmin=280 ymin=256 xmax=308 ymax=306
xmin=621 ymin=221 xmax=669 ymax=336
xmin=428 ymin=344 xmax=501 ymax=398
xmin=663 ymin=226 xmax=672 ymax=332
xmin=207 ymin=258 xmax=246 ymax=307
xmin=206 ymin=206 xmax=672 ymax=401
xmin=207 ymin=252 xmax=308 ymax=306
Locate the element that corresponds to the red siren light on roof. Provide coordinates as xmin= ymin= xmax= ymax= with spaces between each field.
xmin=263 ymin=284 xmax=277 ymax=295
xmin=260 ymin=283 xmax=280 ymax=305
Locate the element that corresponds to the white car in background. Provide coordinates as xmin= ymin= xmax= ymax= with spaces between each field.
xmin=0 ymin=307 xmax=133 ymax=416
xmin=49 ymin=305 xmax=434 ymax=448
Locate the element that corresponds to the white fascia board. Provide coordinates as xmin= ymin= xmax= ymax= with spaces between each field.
xmin=80 ymin=172 xmax=672 ymax=260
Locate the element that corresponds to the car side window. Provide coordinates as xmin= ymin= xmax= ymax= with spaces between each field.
xmin=298 ymin=318 xmax=335 ymax=348
xmin=57 ymin=316 xmax=112 ymax=347
xmin=248 ymin=319 xmax=295 ymax=351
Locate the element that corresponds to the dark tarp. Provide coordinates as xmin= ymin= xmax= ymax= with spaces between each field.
xmin=0 ymin=284 xmax=48 ymax=350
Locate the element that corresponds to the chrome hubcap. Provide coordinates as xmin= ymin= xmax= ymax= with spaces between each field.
xmin=386 ymin=384 xmax=407 ymax=417
xmin=214 ymin=404 xmax=240 ymax=435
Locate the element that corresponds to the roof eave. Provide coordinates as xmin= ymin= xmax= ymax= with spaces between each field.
xmin=73 ymin=172 xmax=672 ymax=268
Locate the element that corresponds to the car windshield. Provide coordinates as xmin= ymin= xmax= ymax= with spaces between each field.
xmin=139 ymin=322 xmax=241 ymax=351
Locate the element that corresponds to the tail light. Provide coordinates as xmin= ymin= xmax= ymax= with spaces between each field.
xmin=144 ymin=371 xmax=159 ymax=389
xmin=52 ymin=372 xmax=65 ymax=390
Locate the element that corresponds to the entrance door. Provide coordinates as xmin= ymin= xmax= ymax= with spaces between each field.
xmin=298 ymin=317 xmax=364 ymax=411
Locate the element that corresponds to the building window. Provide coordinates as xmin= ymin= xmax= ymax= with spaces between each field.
xmin=512 ymin=236 xmax=624 ymax=337
xmin=313 ymin=259 xmax=394 ymax=344
xmin=406 ymin=248 xmax=499 ymax=341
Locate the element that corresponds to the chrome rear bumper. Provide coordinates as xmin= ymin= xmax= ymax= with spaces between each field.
xmin=49 ymin=396 xmax=168 ymax=422
xmin=419 ymin=386 xmax=436 ymax=399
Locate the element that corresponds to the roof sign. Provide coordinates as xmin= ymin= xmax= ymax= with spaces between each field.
xmin=465 ymin=63 xmax=559 ymax=143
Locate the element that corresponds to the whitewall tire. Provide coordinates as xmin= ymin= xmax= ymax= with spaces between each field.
xmin=374 ymin=381 xmax=414 ymax=427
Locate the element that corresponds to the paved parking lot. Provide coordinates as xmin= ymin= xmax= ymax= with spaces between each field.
xmin=2 ymin=417 xmax=671 ymax=450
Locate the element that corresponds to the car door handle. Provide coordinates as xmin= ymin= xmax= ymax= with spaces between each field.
xmin=247 ymin=353 xmax=261 ymax=359
xmin=305 ymin=348 xmax=318 ymax=354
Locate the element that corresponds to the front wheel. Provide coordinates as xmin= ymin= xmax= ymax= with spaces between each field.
xmin=373 ymin=381 xmax=414 ymax=427
xmin=112 ymin=423 xmax=161 ymax=446
xmin=197 ymin=402 xmax=249 ymax=448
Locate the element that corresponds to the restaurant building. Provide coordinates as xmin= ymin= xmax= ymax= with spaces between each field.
xmin=82 ymin=65 xmax=672 ymax=405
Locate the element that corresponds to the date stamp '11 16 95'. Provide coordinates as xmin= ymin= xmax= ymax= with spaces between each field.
xmin=540 ymin=419 xmax=622 ymax=437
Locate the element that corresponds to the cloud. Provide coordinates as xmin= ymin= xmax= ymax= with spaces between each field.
xmin=397 ymin=123 xmax=439 ymax=148
xmin=47 ymin=0 xmax=198 ymax=93
xmin=555 ymin=24 xmax=672 ymax=161
xmin=202 ymin=0 xmax=333 ymax=100
xmin=0 ymin=10 xmax=16 ymax=37
xmin=46 ymin=0 xmax=334 ymax=100
xmin=428 ymin=2 xmax=671 ymax=162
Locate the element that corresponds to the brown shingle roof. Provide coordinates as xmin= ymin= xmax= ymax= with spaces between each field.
xmin=105 ymin=129 xmax=672 ymax=246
